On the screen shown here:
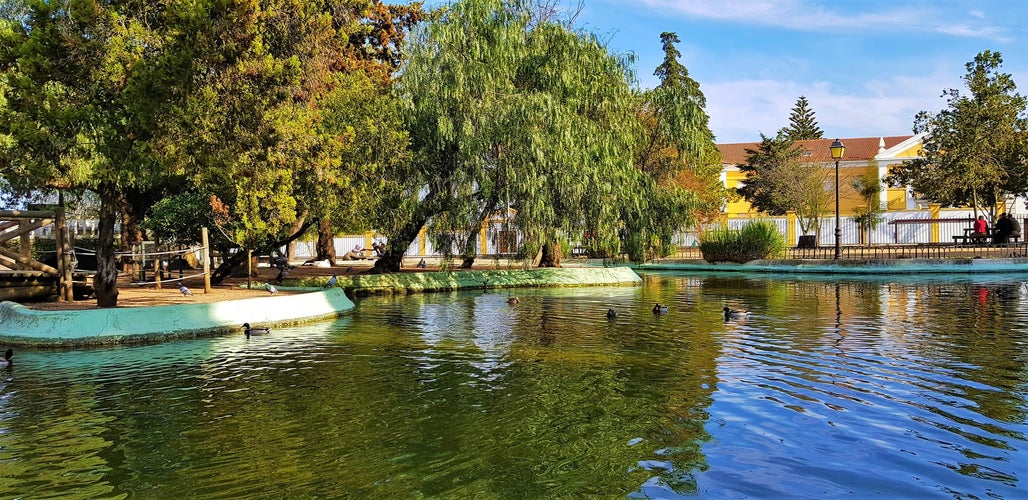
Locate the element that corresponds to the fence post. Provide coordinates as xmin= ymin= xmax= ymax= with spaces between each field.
xmin=786 ymin=211 xmax=797 ymax=246
xmin=479 ymin=220 xmax=489 ymax=256
xmin=929 ymin=203 xmax=941 ymax=243
xmin=202 ymin=227 xmax=212 ymax=294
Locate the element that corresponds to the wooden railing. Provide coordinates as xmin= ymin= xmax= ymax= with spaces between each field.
xmin=0 ymin=210 xmax=73 ymax=301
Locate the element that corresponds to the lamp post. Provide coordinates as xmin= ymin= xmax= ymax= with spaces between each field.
xmin=830 ymin=139 xmax=845 ymax=259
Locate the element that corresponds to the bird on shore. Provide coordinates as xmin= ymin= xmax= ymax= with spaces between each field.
xmin=416 ymin=258 xmax=427 ymax=269
xmin=324 ymin=274 xmax=338 ymax=288
xmin=243 ymin=323 xmax=271 ymax=337
xmin=653 ymin=303 xmax=668 ymax=315
xmin=507 ymin=296 xmax=520 ymax=305
xmin=179 ymin=284 xmax=192 ymax=296
xmin=1 ymin=348 xmax=11 ymax=368
xmin=724 ymin=307 xmax=749 ymax=320
xmin=607 ymin=308 xmax=618 ymax=319
xmin=265 ymin=283 xmax=278 ymax=295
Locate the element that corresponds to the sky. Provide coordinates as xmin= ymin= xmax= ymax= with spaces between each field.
xmin=420 ymin=0 xmax=1028 ymax=144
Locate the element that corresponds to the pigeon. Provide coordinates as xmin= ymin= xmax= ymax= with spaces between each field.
xmin=324 ymin=274 xmax=338 ymax=288
xmin=243 ymin=323 xmax=271 ymax=337
xmin=652 ymin=303 xmax=668 ymax=314
xmin=179 ymin=284 xmax=192 ymax=296
xmin=606 ymin=308 xmax=617 ymax=319
xmin=266 ymin=283 xmax=278 ymax=295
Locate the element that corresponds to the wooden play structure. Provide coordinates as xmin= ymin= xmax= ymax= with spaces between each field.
xmin=0 ymin=209 xmax=74 ymax=301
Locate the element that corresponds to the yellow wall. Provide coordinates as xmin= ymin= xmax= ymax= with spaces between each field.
xmin=726 ymin=164 xmax=867 ymax=218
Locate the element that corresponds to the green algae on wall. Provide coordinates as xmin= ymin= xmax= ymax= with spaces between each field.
xmin=341 ymin=266 xmax=642 ymax=296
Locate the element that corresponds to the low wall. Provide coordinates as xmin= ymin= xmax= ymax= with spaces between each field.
xmin=0 ymin=287 xmax=355 ymax=347
xmin=340 ymin=266 xmax=642 ymax=296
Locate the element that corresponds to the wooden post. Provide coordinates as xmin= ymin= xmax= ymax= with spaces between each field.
xmin=154 ymin=259 xmax=162 ymax=289
xmin=54 ymin=207 xmax=74 ymax=301
xmin=202 ymin=227 xmax=212 ymax=294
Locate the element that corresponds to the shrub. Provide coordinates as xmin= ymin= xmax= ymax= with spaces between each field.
xmin=699 ymin=221 xmax=786 ymax=263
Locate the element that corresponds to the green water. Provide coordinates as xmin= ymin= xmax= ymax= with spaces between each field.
xmin=1 ymin=272 xmax=1026 ymax=498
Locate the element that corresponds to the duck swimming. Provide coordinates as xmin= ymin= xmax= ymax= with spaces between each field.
xmin=507 ymin=296 xmax=520 ymax=305
xmin=243 ymin=323 xmax=271 ymax=337
xmin=606 ymin=308 xmax=618 ymax=319
xmin=652 ymin=303 xmax=668 ymax=314
xmin=1 ymin=348 xmax=11 ymax=368
xmin=723 ymin=307 xmax=749 ymax=320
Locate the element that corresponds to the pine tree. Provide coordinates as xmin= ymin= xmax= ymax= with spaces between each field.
xmin=783 ymin=96 xmax=824 ymax=140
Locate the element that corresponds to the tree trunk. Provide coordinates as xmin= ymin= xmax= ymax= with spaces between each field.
xmin=316 ymin=218 xmax=336 ymax=264
xmin=93 ymin=187 xmax=120 ymax=307
xmin=460 ymin=256 xmax=475 ymax=269
xmin=118 ymin=193 xmax=144 ymax=251
xmin=538 ymin=242 xmax=561 ymax=267
xmin=371 ymin=217 xmax=428 ymax=274
xmin=209 ymin=219 xmax=316 ymax=284
xmin=286 ymin=215 xmax=306 ymax=261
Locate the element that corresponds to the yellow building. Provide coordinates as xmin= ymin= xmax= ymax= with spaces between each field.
xmin=718 ymin=134 xmax=926 ymax=218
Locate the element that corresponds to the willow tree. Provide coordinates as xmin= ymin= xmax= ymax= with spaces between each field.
xmin=374 ymin=0 xmax=663 ymax=272
xmin=887 ymin=51 xmax=1027 ymax=219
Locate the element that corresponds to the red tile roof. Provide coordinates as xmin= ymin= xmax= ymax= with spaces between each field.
xmin=718 ymin=136 xmax=914 ymax=165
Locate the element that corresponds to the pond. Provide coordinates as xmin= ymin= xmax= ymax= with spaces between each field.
xmin=1 ymin=271 xmax=1026 ymax=498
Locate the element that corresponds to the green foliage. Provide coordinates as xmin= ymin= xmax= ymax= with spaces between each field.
xmin=781 ymin=96 xmax=824 ymax=140
xmin=736 ymin=133 xmax=830 ymax=235
xmin=887 ymin=51 xmax=1027 ymax=217
xmin=633 ymin=31 xmax=720 ymax=243
xmin=851 ymin=169 xmax=885 ymax=239
xmin=698 ymin=221 xmax=787 ymax=263
xmin=385 ymin=0 xmax=678 ymax=268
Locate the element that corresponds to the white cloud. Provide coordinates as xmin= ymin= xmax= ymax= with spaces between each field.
xmin=703 ymin=70 xmax=962 ymax=143
xmin=635 ymin=0 xmax=1011 ymax=41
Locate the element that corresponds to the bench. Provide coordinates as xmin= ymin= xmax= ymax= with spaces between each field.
xmin=952 ymin=233 xmax=1021 ymax=245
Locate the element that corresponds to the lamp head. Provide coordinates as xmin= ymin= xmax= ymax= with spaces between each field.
xmin=829 ymin=139 xmax=845 ymax=160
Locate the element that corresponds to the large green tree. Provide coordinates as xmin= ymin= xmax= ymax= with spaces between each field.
xmin=887 ymin=51 xmax=1027 ymax=218
xmin=0 ymin=0 xmax=183 ymax=306
xmin=373 ymin=0 xmax=694 ymax=272
xmin=632 ymin=32 xmax=722 ymax=249
xmin=736 ymin=133 xmax=830 ymax=237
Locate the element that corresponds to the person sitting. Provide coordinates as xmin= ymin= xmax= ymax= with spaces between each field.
xmin=994 ymin=213 xmax=1015 ymax=244
xmin=1010 ymin=214 xmax=1022 ymax=241
xmin=342 ymin=244 xmax=364 ymax=261
xmin=972 ymin=215 xmax=989 ymax=242
xmin=372 ymin=241 xmax=386 ymax=258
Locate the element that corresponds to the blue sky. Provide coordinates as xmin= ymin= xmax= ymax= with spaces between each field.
xmin=418 ymin=0 xmax=1028 ymax=144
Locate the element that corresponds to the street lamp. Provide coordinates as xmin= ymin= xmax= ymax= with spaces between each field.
xmin=830 ymin=139 xmax=845 ymax=259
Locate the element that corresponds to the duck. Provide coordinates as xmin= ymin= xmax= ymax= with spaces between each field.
xmin=652 ymin=303 xmax=668 ymax=314
xmin=265 ymin=283 xmax=278 ymax=295
xmin=606 ymin=308 xmax=618 ymax=319
xmin=179 ymin=284 xmax=192 ymax=296
xmin=0 ymin=348 xmax=11 ymax=368
xmin=507 ymin=296 xmax=520 ymax=305
xmin=324 ymin=274 xmax=338 ymax=288
xmin=242 ymin=323 xmax=271 ymax=337
xmin=723 ymin=307 xmax=749 ymax=320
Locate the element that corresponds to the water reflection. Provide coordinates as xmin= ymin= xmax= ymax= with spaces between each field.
xmin=0 ymin=273 xmax=1025 ymax=498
